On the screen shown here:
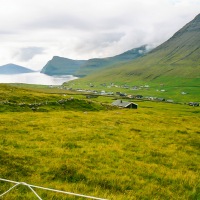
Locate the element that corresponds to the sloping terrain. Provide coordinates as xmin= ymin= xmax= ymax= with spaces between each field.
xmin=0 ymin=84 xmax=106 ymax=112
xmin=79 ymin=14 xmax=200 ymax=86
xmin=40 ymin=45 xmax=148 ymax=76
xmin=75 ymin=45 xmax=149 ymax=76
xmin=40 ymin=56 xmax=85 ymax=76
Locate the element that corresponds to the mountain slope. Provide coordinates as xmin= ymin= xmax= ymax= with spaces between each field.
xmin=40 ymin=56 xmax=85 ymax=76
xmin=75 ymin=45 xmax=149 ymax=76
xmin=0 ymin=64 xmax=34 ymax=74
xmin=79 ymin=14 xmax=200 ymax=86
xmin=41 ymin=45 xmax=149 ymax=76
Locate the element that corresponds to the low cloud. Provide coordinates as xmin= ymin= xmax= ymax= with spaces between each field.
xmin=74 ymin=32 xmax=125 ymax=54
xmin=0 ymin=0 xmax=199 ymax=70
xmin=16 ymin=47 xmax=45 ymax=61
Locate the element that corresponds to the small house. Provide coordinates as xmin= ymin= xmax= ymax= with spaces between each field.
xmin=135 ymin=95 xmax=143 ymax=99
xmin=112 ymin=100 xmax=138 ymax=109
xmin=156 ymin=97 xmax=165 ymax=102
xmin=188 ymin=102 xmax=199 ymax=106
xmin=119 ymin=93 xmax=127 ymax=97
xmin=166 ymin=99 xmax=174 ymax=103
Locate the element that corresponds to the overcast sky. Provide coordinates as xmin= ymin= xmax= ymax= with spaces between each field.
xmin=0 ymin=0 xmax=199 ymax=70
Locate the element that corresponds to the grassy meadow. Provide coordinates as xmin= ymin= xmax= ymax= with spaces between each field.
xmin=0 ymin=84 xmax=200 ymax=199
xmin=64 ymin=76 xmax=200 ymax=103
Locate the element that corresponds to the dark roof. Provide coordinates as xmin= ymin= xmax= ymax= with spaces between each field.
xmin=112 ymin=100 xmax=137 ymax=108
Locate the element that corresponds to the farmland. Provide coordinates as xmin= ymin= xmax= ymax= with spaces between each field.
xmin=0 ymin=84 xmax=199 ymax=199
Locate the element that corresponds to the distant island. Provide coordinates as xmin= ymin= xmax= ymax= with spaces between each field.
xmin=0 ymin=63 xmax=35 ymax=74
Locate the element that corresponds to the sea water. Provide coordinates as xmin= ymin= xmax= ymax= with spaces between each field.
xmin=0 ymin=72 xmax=78 ymax=85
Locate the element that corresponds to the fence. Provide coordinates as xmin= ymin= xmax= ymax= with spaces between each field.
xmin=0 ymin=178 xmax=108 ymax=200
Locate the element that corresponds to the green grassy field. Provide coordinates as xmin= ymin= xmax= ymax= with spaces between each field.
xmin=64 ymin=78 xmax=200 ymax=104
xmin=0 ymin=84 xmax=200 ymax=199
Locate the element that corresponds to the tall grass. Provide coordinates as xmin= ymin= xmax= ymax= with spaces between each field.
xmin=0 ymin=98 xmax=199 ymax=199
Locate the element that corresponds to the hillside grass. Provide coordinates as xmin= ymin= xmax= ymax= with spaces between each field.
xmin=64 ymin=78 xmax=200 ymax=103
xmin=0 ymin=84 xmax=108 ymax=112
xmin=0 ymin=84 xmax=200 ymax=199
xmin=64 ymin=26 xmax=200 ymax=103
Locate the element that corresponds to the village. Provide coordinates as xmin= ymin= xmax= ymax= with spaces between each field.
xmin=50 ymin=82 xmax=199 ymax=107
xmin=43 ymin=83 xmax=199 ymax=108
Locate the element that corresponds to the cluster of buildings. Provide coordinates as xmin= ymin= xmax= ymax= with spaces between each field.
xmin=51 ymin=84 xmax=199 ymax=107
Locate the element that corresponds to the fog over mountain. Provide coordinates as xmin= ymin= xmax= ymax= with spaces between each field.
xmin=41 ymin=45 xmax=150 ymax=76
xmin=79 ymin=14 xmax=200 ymax=85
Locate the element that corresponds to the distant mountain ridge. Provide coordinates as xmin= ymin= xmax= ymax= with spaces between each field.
xmin=75 ymin=45 xmax=149 ymax=76
xmin=41 ymin=45 xmax=149 ymax=76
xmin=0 ymin=63 xmax=34 ymax=74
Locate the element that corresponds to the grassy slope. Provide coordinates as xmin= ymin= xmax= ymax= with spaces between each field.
xmin=0 ymin=84 xmax=107 ymax=112
xmin=73 ymin=30 xmax=200 ymax=85
xmin=0 ymin=84 xmax=200 ymax=199
xmin=74 ymin=46 xmax=148 ymax=77
xmin=67 ymin=16 xmax=200 ymax=103
xmin=79 ymin=14 xmax=200 ymax=85
xmin=41 ymin=46 xmax=147 ymax=77
xmin=41 ymin=56 xmax=85 ymax=76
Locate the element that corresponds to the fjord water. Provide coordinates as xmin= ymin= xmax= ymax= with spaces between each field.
xmin=0 ymin=72 xmax=78 ymax=85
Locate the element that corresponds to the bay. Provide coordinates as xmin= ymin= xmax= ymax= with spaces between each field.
xmin=0 ymin=72 xmax=78 ymax=85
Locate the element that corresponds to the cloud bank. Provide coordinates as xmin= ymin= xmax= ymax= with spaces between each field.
xmin=0 ymin=0 xmax=199 ymax=70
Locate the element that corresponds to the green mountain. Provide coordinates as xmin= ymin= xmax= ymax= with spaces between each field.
xmin=0 ymin=63 xmax=34 ymax=74
xmin=40 ymin=45 xmax=149 ymax=76
xmin=79 ymin=14 xmax=200 ymax=86
xmin=75 ymin=45 xmax=149 ymax=76
xmin=40 ymin=56 xmax=85 ymax=76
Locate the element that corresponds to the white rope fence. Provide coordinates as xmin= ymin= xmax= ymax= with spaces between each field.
xmin=0 ymin=178 xmax=108 ymax=200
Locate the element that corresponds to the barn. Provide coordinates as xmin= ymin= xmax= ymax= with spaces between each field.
xmin=112 ymin=100 xmax=138 ymax=109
